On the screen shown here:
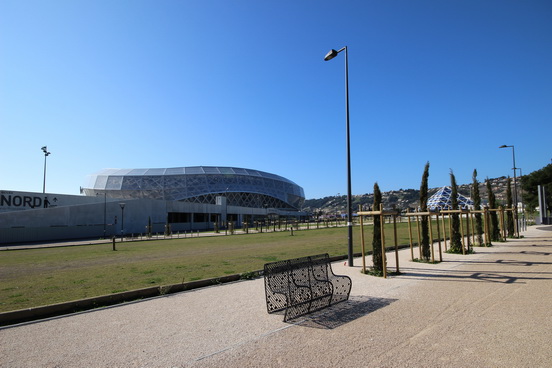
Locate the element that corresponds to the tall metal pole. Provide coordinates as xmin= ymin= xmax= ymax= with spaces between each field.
xmin=500 ymin=145 xmax=519 ymax=235
xmin=511 ymin=146 xmax=519 ymax=235
xmin=41 ymin=146 xmax=51 ymax=193
xmin=43 ymin=154 xmax=47 ymax=193
xmin=344 ymin=47 xmax=353 ymax=267
xmin=517 ymin=168 xmax=525 ymax=231
xmin=511 ymin=146 xmax=518 ymax=210
xmin=325 ymin=46 xmax=354 ymax=266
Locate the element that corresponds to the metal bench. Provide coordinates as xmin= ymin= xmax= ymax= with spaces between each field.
xmin=264 ymin=254 xmax=352 ymax=321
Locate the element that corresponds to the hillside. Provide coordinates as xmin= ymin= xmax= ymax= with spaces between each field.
xmin=303 ymin=176 xmax=515 ymax=215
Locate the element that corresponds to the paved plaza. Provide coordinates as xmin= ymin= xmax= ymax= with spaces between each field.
xmin=1 ymin=225 xmax=551 ymax=367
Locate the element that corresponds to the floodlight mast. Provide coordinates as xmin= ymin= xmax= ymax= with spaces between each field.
xmin=41 ymin=146 xmax=51 ymax=193
xmin=324 ymin=46 xmax=354 ymax=267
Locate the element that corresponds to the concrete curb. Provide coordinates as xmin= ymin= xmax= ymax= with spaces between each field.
xmin=0 ymin=273 xmax=255 ymax=327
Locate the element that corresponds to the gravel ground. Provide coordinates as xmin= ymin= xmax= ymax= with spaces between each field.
xmin=1 ymin=225 xmax=551 ymax=368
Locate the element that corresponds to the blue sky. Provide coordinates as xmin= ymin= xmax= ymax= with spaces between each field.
xmin=1 ymin=0 xmax=551 ymax=199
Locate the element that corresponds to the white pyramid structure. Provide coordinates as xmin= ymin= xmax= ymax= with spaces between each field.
xmin=427 ymin=186 xmax=474 ymax=211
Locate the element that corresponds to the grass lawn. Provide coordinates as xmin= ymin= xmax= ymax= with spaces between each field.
xmin=0 ymin=219 xmax=458 ymax=313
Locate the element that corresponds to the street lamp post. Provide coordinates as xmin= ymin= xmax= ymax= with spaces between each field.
xmin=119 ymin=203 xmax=126 ymax=241
xmin=516 ymin=167 xmax=526 ymax=231
xmin=225 ymin=187 xmax=229 ymax=235
xmin=499 ymin=145 xmax=519 ymax=236
xmin=324 ymin=46 xmax=354 ymax=267
xmin=41 ymin=146 xmax=51 ymax=193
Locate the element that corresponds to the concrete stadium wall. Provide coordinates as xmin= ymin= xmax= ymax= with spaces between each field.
xmin=0 ymin=190 xmax=304 ymax=244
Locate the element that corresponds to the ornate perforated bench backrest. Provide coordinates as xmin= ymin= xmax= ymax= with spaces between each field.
xmin=264 ymin=254 xmax=352 ymax=321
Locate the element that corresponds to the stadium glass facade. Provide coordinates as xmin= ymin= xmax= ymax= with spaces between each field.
xmin=82 ymin=166 xmax=305 ymax=210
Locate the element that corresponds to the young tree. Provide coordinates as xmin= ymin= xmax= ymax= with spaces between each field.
xmin=472 ymin=169 xmax=484 ymax=246
xmin=506 ymin=177 xmax=515 ymax=237
xmin=449 ymin=171 xmax=463 ymax=253
xmin=419 ymin=162 xmax=431 ymax=261
xmin=372 ymin=182 xmax=384 ymax=273
xmin=486 ymin=178 xmax=501 ymax=242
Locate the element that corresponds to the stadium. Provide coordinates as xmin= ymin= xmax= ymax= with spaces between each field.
xmin=82 ymin=166 xmax=305 ymax=210
xmin=0 ymin=166 xmax=306 ymax=244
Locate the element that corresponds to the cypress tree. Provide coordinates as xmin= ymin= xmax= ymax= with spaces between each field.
xmin=372 ymin=182 xmax=384 ymax=273
xmin=506 ymin=176 xmax=515 ymax=237
xmin=419 ymin=162 xmax=431 ymax=261
xmin=449 ymin=171 xmax=463 ymax=253
xmin=486 ymin=178 xmax=501 ymax=242
xmin=472 ymin=169 xmax=484 ymax=246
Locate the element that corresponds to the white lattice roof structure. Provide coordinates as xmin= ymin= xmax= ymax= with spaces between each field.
xmin=427 ymin=186 xmax=473 ymax=211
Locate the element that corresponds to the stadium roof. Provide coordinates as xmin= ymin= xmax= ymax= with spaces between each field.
xmin=82 ymin=166 xmax=305 ymax=210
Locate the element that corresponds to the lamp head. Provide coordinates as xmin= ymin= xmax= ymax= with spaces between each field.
xmin=499 ymin=145 xmax=508 ymax=148
xmin=324 ymin=49 xmax=339 ymax=61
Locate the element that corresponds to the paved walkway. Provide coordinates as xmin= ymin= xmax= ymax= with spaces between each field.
xmin=1 ymin=226 xmax=551 ymax=367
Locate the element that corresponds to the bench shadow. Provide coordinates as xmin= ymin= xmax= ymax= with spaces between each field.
xmin=290 ymin=295 xmax=397 ymax=330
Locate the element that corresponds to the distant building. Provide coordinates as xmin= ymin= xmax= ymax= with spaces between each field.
xmin=0 ymin=166 xmax=305 ymax=244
